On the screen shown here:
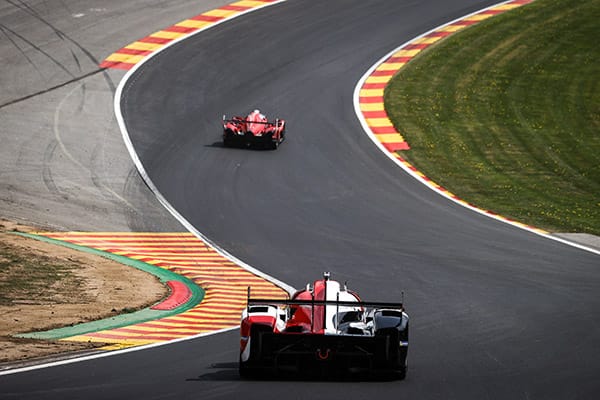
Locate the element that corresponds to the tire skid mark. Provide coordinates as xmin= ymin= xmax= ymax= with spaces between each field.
xmin=0 ymin=0 xmax=116 ymax=109
xmin=41 ymin=140 xmax=62 ymax=198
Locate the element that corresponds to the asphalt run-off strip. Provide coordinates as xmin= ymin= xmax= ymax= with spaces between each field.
xmin=14 ymin=232 xmax=289 ymax=349
xmin=355 ymin=0 xmax=547 ymax=235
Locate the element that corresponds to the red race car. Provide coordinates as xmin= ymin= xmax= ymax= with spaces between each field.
xmin=239 ymin=272 xmax=409 ymax=379
xmin=222 ymin=109 xmax=286 ymax=149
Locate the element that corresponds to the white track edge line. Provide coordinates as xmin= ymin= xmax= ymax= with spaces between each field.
xmin=0 ymin=327 xmax=237 ymax=376
xmin=352 ymin=0 xmax=600 ymax=257
xmin=0 ymin=0 xmax=292 ymax=377
xmin=7 ymin=0 xmax=597 ymax=378
xmin=114 ymin=0 xmax=295 ymax=296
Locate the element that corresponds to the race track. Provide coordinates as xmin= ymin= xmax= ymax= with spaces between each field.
xmin=3 ymin=0 xmax=599 ymax=399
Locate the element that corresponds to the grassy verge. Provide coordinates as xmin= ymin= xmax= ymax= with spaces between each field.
xmin=384 ymin=0 xmax=599 ymax=234
xmin=0 ymin=239 xmax=86 ymax=306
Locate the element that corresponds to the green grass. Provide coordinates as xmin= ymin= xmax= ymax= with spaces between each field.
xmin=384 ymin=0 xmax=600 ymax=234
xmin=0 ymin=239 xmax=85 ymax=305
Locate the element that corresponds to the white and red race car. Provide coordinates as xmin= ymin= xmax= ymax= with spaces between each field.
xmin=222 ymin=109 xmax=285 ymax=149
xmin=239 ymin=272 xmax=409 ymax=379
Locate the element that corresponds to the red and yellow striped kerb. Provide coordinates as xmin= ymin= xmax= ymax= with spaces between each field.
xmin=41 ymin=232 xmax=289 ymax=347
xmin=100 ymin=0 xmax=281 ymax=70
xmin=358 ymin=0 xmax=545 ymax=234
xmin=358 ymin=0 xmax=534 ymax=153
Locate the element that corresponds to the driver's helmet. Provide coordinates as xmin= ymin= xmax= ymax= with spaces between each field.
xmin=250 ymin=109 xmax=265 ymax=120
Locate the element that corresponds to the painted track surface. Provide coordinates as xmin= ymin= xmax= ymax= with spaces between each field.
xmin=24 ymin=232 xmax=287 ymax=345
xmin=2 ymin=1 xmax=599 ymax=400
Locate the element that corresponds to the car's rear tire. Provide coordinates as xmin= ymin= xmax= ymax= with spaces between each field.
xmin=239 ymin=324 xmax=271 ymax=378
xmin=239 ymin=355 xmax=253 ymax=378
xmin=396 ymin=365 xmax=407 ymax=380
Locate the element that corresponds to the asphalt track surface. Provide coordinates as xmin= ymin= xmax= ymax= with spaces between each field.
xmin=3 ymin=1 xmax=600 ymax=399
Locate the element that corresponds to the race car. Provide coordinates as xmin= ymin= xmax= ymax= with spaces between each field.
xmin=239 ymin=272 xmax=409 ymax=379
xmin=222 ymin=109 xmax=285 ymax=149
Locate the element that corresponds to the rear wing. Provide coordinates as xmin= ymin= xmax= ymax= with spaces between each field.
xmin=246 ymin=287 xmax=404 ymax=311
xmin=246 ymin=286 xmax=404 ymax=333
xmin=222 ymin=115 xmax=283 ymax=126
